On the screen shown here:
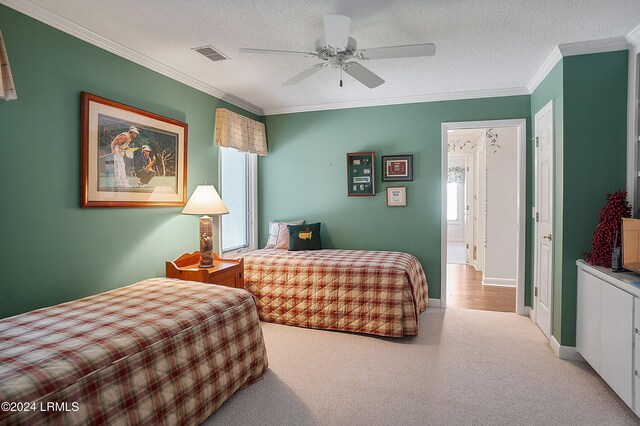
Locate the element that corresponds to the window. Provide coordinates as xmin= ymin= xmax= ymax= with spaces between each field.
xmin=447 ymin=182 xmax=458 ymax=221
xmin=219 ymin=146 xmax=257 ymax=255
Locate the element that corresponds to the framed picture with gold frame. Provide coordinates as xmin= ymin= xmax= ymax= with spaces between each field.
xmin=80 ymin=92 xmax=188 ymax=208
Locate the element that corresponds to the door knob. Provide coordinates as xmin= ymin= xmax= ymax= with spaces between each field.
xmin=542 ymin=234 xmax=552 ymax=241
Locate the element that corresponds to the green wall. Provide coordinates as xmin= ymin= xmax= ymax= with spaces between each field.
xmin=531 ymin=51 xmax=628 ymax=346
xmin=0 ymin=5 xmax=260 ymax=318
xmin=560 ymin=51 xmax=628 ymax=346
xmin=530 ymin=60 xmax=565 ymax=341
xmin=262 ymin=98 xmax=532 ymax=299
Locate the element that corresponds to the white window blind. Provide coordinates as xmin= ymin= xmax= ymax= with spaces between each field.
xmin=215 ymin=108 xmax=267 ymax=155
xmin=220 ymin=147 xmax=249 ymax=251
xmin=0 ymin=30 xmax=17 ymax=101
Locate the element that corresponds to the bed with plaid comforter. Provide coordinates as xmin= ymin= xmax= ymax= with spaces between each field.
xmin=0 ymin=278 xmax=268 ymax=426
xmin=243 ymin=249 xmax=429 ymax=337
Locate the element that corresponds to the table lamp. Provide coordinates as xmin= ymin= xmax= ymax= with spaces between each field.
xmin=182 ymin=185 xmax=229 ymax=267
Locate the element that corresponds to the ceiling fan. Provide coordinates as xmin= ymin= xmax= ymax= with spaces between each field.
xmin=239 ymin=14 xmax=436 ymax=89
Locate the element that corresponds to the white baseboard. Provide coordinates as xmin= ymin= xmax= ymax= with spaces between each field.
xmin=482 ymin=277 xmax=517 ymax=287
xmin=428 ymin=298 xmax=441 ymax=308
xmin=550 ymin=335 xmax=585 ymax=361
xmin=525 ymin=306 xmax=534 ymax=320
xmin=526 ymin=312 xmax=584 ymax=361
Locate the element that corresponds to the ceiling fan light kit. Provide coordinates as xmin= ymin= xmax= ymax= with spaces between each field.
xmin=240 ymin=14 xmax=436 ymax=89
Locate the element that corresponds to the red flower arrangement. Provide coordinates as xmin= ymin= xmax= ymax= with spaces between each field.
xmin=585 ymin=190 xmax=632 ymax=267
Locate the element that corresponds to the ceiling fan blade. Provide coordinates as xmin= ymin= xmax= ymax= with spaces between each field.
xmin=239 ymin=48 xmax=317 ymax=57
xmin=282 ymin=65 xmax=325 ymax=86
xmin=344 ymin=62 xmax=385 ymax=88
xmin=324 ymin=14 xmax=351 ymax=50
xmin=358 ymin=43 xmax=436 ymax=60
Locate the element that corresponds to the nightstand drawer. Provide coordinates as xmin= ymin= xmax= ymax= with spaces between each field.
xmin=207 ymin=266 xmax=243 ymax=288
xmin=214 ymin=275 xmax=238 ymax=288
xmin=167 ymin=251 xmax=244 ymax=289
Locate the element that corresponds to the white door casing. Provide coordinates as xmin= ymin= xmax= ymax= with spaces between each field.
xmin=476 ymin=139 xmax=487 ymax=272
xmin=534 ymin=101 xmax=554 ymax=338
xmin=441 ymin=119 xmax=527 ymax=314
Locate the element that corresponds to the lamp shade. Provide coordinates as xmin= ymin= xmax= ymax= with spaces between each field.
xmin=182 ymin=185 xmax=229 ymax=215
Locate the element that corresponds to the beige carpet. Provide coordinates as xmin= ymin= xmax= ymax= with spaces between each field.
xmin=204 ymin=308 xmax=637 ymax=425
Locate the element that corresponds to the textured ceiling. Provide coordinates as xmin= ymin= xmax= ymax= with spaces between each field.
xmin=11 ymin=0 xmax=640 ymax=114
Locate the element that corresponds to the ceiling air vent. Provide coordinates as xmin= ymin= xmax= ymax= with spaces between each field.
xmin=193 ymin=45 xmax=229 ymax=62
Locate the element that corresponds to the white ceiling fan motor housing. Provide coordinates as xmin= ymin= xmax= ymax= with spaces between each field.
xmin=315 ymin=36 xmax=358 ymax=61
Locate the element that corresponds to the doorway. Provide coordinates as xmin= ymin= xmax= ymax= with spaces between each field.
xmin=441 ymin=120 xmax=527 ymax=315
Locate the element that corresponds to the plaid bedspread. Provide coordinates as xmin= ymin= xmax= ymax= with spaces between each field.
xmin=243 ymin=249 xmax=428 ymax=337
xmin=0 ymin=278 xmax=268 ymax=425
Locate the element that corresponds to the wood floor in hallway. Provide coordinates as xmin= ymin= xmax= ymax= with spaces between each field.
xmin=447 ymin=264 xmax=516 ymax=313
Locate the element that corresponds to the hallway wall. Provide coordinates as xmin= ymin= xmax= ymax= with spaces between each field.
xmin=484 ymin=126 xmax=519 ymax=286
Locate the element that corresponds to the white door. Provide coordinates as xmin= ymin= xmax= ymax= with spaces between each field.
xmin=473 ymin=152 xmax=479 ymax=268
xmin=534 ymin=102 xmax=554 ymax=338
xmin=464 ymin=156 xmax=474 ymax=264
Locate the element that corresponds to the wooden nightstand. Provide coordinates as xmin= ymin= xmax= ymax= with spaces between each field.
xmin=166 ymin=251 xmax=244 ymax=289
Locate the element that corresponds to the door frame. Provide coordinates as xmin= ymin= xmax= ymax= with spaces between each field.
xmin=533 ymin=100 xmax=554 ymax=333
xmin=447 ymin=153 xmax=474 ymax=262
xmin=463 ymin=154 xmax=474 ymax=265
xmin=441 ymin=119 xmax=527 ymax=315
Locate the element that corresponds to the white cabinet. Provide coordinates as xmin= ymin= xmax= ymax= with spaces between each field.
xmin=576 ymin=270 xmax=601 ymax=370
xmin=576 ymin=261 xmax=638 ymax=413
xmin=600 ymin=282 xmax=633 ymax=406
xmin=635 ymin=298 xmax=640 ymax=417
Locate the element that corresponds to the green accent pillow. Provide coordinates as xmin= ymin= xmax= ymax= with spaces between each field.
xmin=287 ymin=223 xmax=322 ymax=251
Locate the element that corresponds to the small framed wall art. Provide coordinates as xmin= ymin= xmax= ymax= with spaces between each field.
xmin=386 ymin=186 xmax=407 ymax=207
xmin=382 ymin=154 xmax=414 ymax=181
xmin=347 ymin=152 xmax=375 ymax=196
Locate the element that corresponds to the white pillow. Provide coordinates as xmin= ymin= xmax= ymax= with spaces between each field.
xmin=265 ymin=220 xmax=304 ymax=248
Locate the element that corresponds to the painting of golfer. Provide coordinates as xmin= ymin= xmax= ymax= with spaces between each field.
xmin=97 ymin=115 xmax=179 ymax=192
xmin=81 ymin=92 xmax=187 ymax=208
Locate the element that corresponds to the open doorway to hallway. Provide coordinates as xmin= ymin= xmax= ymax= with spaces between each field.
xmin=445 ymin=127 xmax=517 ymax=313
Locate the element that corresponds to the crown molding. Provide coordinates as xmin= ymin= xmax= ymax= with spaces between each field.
xmin=526 ymin=47 xmax=563 ymax=93
xmin=557 ymin=36 xmax=629 ymax=57
xmin=627 ymin=22 xmax=640 ymax=50
xmin=0 ymin=0 xmax=263 ymax=116
xmin=527 ymin=36 xmax=630 ymax=93
xmin=216 ymin=93 xmax=263 ymax=117
xmin=262 ymin=86 xmax=529 ymax=116
xmin=3 ymin=0 xmax=638 ymax=117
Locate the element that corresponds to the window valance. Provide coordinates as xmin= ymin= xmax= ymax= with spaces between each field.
xmin=0 ymin=30 xmax=17 ymax=101
xmin=215 ymin=108 xmax=268 ymax=156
